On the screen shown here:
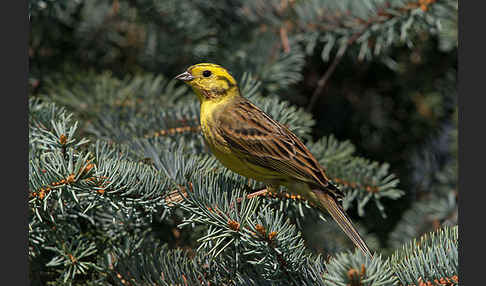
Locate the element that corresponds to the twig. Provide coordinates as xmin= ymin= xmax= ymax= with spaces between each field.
xmin=306 ymin=46 xmax=347 ymax=111
xmin=280 ymin=26 xmax=290 ymax=53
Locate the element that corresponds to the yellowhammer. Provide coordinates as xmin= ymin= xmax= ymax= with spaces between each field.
xmin=176 ymin=63 xmax=372 ymax=258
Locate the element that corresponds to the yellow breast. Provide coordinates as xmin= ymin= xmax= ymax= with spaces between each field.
xmin=200 ymin=107 xmax=249 ymax=175
xmin=200 ymin=101 xmax=281 ymax=183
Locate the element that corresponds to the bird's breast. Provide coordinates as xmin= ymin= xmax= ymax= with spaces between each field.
xmin=200 ymin=113 xmax=281 ymax=183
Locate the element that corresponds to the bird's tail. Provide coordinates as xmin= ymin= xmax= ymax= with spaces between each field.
xmin=313 ymin=189 xmax=373 ymax=258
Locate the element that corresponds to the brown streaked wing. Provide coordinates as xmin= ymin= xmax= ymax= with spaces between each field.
xmin=216 ymin=98 xmax=344 ymax=200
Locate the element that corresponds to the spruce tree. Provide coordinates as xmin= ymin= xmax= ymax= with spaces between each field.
xmin=29 ymin=0 xmax=458 ymax=285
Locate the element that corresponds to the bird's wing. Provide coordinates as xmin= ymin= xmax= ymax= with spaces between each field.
xmin=216 ymin=98 xmax=343 ymax=200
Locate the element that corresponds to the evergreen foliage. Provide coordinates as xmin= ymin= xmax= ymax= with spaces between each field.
xmin=29 ymin=0 xmax=457 ymax=285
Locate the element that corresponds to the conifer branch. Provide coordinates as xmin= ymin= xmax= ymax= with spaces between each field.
xmin=391 ymin=226 xmax=458 ymax=286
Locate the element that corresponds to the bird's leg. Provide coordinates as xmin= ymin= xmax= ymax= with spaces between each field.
xmin=246 ymin=187 xmax=268 ymax=199
xmin=234 ymin=185 xmax=278 ymax=206
xmin=246 ymin=184 xmax=278 ymax=199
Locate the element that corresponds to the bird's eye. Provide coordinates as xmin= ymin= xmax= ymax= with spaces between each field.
xmin=202 ymin=70 xmax=212 ymax=77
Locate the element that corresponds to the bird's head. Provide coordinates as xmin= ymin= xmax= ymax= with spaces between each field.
xmin=175 ymin=63 xmax=238 ymax=102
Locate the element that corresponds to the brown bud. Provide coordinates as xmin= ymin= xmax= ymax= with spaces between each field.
xmin=59 ymin=134 xmax=67 ymax=145
xmin=83 ymin=163 xmax=94 ymax=174
xmin=38 ymin=189 xmax=46 ymax=200
xmin=268 ymin=231 xmax=277 ymax=240
xmin=347 ymin=268 xmax=361 ymax=286
xmin=66 ymin=174 xmax=75 ymax=183
xmin=228 ymin=219 xmax=240 ymax=231
xmin=255 ymin=224 xmax=266 ymax=236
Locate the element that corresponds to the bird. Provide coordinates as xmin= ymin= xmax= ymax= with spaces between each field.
xmin=175 ymin=63 xmax=373 ymax=258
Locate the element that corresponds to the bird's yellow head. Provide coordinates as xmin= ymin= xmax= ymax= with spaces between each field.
xmin=175 ymin=63 xmax=238 ymax=102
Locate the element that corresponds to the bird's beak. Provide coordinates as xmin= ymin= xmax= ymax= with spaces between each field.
xmin=175 ymin=71 xmax=195 ymax=81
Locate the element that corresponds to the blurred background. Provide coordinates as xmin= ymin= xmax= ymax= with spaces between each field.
xmin=29 ymin=0 xmax=457 ymax=283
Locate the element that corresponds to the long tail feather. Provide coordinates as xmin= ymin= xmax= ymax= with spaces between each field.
xmin=314 ymin=190 xmax=373 ymax=258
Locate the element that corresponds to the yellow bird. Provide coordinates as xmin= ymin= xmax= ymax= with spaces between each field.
xmin=176 ymin=63 xmax=372 ymax=258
